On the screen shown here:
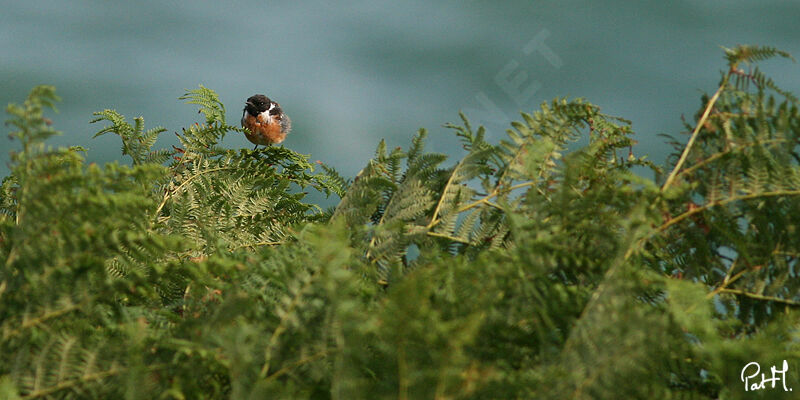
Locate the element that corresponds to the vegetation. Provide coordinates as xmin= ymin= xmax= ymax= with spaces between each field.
xmin=2 ymin=45 xmax=800 ymax=399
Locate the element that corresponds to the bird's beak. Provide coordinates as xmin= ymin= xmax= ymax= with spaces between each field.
xmin=245 ymin=100 xmax=255 ymax=108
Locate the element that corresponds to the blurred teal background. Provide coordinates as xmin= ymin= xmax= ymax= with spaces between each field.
xmin=2 ymin=1 xmax=799 ymax=206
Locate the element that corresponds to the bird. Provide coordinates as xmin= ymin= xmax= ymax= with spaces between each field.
xmin=241 ymin=94 xmax=291 ymax=149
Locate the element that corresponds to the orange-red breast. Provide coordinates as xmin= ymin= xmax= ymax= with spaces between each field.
xmin=241 ymin=94 xmax=291 ymax=148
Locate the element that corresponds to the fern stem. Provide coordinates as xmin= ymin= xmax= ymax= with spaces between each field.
xmin=4 ymin=246 xmax=20 ymax=269
xmin=6 ymin=302 xmax=84 ymax=340
xmin=263 ymin=350 xmax=329 ymax=383
xmin=625 ymin=189 xmax=800 ymax=262
xmin=657 ymin=189 xmax=800 ymax=234
xmin=716 ymin=288 xmax=800 ymax=306
xmin=675 ymin=139 xmax=788 ymax=180
xmin=705 ymin=265 xmax=750 ymax=300
xmin=260 ymin=269 xmax=318 ymax=378
xmin=455 ymin=197 xmax=492 ymax=213
xmin=427 ymin=156 xmax=470 ymax=229
xmin=22 ymin=366 xmax=126 ymax=399
xmin=153 ymin=166 xmax=233 ymax=222
xmin=456 ymin=181 xmax=534 ymax=214
xmin=662 ymin=76 xmax=729 ymax=190
xmin=398 ymin=344 xmax=409 ymax=400
xmin=494 ymin=135 xmax=537 ymax=191
xmin=229 ymin=240 xmax=285 ymax=251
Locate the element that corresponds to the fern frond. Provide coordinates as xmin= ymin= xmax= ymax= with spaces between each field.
xmin=723 ymin=44 xmax=794 ymax=66
xmin=179 ymin=84 xmax=227 ymax=126
xmin=91 ymin=110 xmax=171 ymax=165
xmin=5 ymin=85 xmax=61 ymax=147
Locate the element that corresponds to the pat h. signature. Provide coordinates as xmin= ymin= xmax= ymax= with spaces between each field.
xmin=741 ymin=360 xmax=792 ymax=392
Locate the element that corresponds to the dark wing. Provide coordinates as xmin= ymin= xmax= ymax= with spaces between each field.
xmin=280 ymin=114 xmax=291 ymax=135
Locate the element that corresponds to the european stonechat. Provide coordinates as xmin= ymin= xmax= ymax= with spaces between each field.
xmin=241 ymin=94 xmax=291 ymax=148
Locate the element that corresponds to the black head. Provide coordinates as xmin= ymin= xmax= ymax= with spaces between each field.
xmin=245 ymin=94 xmax=271 ymax=115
